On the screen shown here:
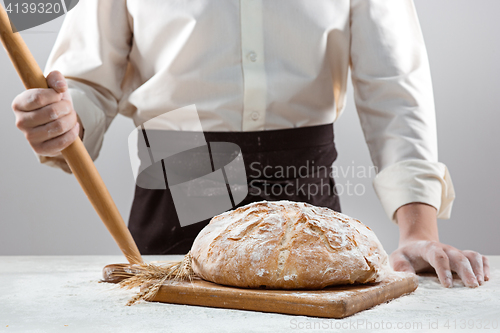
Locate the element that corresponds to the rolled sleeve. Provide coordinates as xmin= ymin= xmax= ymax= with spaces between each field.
xmin=68 ymin=86 xmax=107 ymax=161
xmin=373 ymin=160 xmax=455 ymax=223
xmin=349 ymin=0 xmax=455 ymax=221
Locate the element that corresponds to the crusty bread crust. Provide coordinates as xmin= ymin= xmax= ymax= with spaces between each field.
xmin=191 ymin=201 xmax=390 ymax=289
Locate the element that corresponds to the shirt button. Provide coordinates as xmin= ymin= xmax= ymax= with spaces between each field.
xmin=251 ymin=111 xmax=260 ymax=121
xmin=248 ymin=51 xmax=257 ymax=62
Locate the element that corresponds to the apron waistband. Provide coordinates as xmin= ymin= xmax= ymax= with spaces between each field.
xmin=202 ymin=123 xmax=334 ymax=153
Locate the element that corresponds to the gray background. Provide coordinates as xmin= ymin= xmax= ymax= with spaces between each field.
xmin=0 ymin=0 xmax=498 ymax=256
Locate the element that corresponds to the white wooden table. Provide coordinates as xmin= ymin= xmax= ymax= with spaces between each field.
xmin=0 ymin=255 xmax=498 ymax=333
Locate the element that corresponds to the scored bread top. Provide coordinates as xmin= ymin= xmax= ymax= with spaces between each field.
xmin=191 ymin=200 xmax=390 ymax=289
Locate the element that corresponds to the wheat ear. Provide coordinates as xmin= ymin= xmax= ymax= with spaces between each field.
xmin=116 ymin=251 xmax=195 ymax=305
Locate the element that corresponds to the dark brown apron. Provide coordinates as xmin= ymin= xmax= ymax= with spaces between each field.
xmin=128 ymin=123 xmax=340 ymax=254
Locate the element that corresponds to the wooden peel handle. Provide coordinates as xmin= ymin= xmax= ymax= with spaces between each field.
xmin=0 ymin=5 xmax=142 ymax=265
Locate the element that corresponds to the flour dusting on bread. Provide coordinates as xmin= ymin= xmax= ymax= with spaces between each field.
xmin=191 ymin=200 xmax=391 ymax=289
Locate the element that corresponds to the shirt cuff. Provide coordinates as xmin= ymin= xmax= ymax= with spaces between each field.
xmin=36 ymin=88 xmax=106 ymax=173
xmin=69 ymin=87 xmax=106 ymax=161
xmin=37 ymin=154 xmax=72 ymax=174
xmin=373 ymin=159 xmax=456 ymax=223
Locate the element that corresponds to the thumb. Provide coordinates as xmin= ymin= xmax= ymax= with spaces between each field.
xmin=390 ymin=252 xmax=416 ymax=274
xmin=46 ymin=70 xmax=68 ymax=94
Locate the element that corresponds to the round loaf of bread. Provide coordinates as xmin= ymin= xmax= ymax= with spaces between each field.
xmin=191 ymin=200 xmax=390 ymax=289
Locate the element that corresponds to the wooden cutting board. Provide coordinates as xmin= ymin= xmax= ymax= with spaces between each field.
xmin=147 ymin=272 xmax=418 ymax=318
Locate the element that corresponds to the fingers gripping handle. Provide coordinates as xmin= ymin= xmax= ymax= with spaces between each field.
xmin=0 ymin=4 xmax=143 ymax=265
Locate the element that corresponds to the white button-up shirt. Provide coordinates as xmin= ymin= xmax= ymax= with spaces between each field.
xmin=41 ymin=0 xmax=455 ymax=222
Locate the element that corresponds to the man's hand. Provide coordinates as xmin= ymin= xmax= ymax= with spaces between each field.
xmin=390 ymin=203 xmax=490 ymax=288
xmin=12 ymin=71 xmax=83 ymax=157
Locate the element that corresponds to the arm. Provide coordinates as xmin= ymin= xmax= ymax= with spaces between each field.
xmin=31 ymin=0 xmax=132 ymax=172
xmin=392 ymin=202 xmax=490 ymax=287
xmin=349 ymin=0 xmax=487 ymax=287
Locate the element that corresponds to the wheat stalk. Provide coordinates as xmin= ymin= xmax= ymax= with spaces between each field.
xmin=113 ymin=251 xmax=196 ymax=305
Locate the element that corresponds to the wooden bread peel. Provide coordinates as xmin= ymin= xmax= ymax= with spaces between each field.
xmin=0 ymin=4 xmax=142 ymax=265
xmin=148 ymin=274 xmax=418 ymax=318
xmin=103 ymin=258 xmax=418 ymax=318
xmin=0 ymin=6 xmax=419 ymax=317
xmin=0 ymin=3 xmax=201 ymax=304
xmin=0 ymin=4 xmax=201 ymax=300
